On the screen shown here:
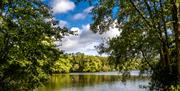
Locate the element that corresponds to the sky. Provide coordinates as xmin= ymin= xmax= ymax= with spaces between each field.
xmin=45 ymin=0 xmax=120 ymax=55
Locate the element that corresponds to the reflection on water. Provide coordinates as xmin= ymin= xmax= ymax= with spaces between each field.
xmin=35 ymin=72 xmax=149 ymax=91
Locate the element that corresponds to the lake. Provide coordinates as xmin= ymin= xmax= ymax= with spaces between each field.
xmin=34 ymin=72 xmax=150 ymax=91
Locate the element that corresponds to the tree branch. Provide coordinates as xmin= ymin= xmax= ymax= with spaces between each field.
xmin=129 ymin=0 xmax=152 ymax=28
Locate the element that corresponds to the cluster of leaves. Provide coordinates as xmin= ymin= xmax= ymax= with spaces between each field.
xmin=80 ymin=0 xmax=180 ymax=90
xmin=51 ymin=56 xmax=72 ymax=73
xmin=50 ymin=53 xmax=113 ymax=73
xmin=0 ymin=0 xmax=67 ymax=90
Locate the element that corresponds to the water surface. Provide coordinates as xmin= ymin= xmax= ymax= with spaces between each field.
xmin=35 ymin=72 xmax=149 ymax=91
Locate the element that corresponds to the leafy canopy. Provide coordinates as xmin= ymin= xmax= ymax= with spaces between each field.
xmin=0 ymin=0 xmax=67 ymax=90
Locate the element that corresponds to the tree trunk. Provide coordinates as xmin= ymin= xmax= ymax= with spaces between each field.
xmin=172 ymin=0 xmax=180 ymax=80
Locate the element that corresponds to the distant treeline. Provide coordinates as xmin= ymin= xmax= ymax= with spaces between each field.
xmin=50 ymin=53 xmax=112 ymax=73
xmin=50 ymin=53 xmax=147 ymax=73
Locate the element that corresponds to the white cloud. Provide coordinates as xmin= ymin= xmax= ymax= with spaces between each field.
xmin=70 ymin=27 xmax=80 ymax=31
xmin=83 ymin=6 xmax=94 ymax=13
xmin=58 ymin=23 xmax=120 ymax=55
xmin=59 ymin=24 xmax=100 ymax=55
xmin=73 ymin=13 xmax=87 ymax=20
xmin=82 ymin=24 xmax=90 ymax=30
xmin=102 ymin=27 xmax=120 ymax=39
xmin=72 ymin=6 xmax=94 ymax=20
xmin=59 ymin=20 xmax=68 ymax=28
xmin=101 ymin=20 xmax=121 ymax=39
xmin=52 ymin=0 xmax=75 ymax=14
xmin=70 ymin=27 xmax=81 ymax=35
xmin=44 ymin=17 xmax=55 ymax=23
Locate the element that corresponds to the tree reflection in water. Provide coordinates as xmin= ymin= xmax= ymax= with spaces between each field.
xmin=35 ymin=73 xmax=149 ymax=91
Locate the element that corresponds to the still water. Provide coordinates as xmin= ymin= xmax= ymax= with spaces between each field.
xmin=35 ymin=72 xmax=149 ymax=91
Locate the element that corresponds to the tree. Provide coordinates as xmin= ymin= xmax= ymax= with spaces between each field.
xmin=171 ymin=0 xmax=180 ymax=82
xmin=51 ymin=57 xmax=72 ymax=73
xmin=0 ymin=0 xmax=66 ymax=90
xmin=81 ymin=0 xmax=180 ymax=90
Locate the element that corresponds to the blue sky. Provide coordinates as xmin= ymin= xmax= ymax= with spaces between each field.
xmin=46 ymin=0 xmax=93 ymax=29
xmin=45 ymin=0 xmax=120 ymax=55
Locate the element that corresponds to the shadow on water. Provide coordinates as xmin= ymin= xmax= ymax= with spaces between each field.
xmin=34 ymin=72 xmax=150 ymax=91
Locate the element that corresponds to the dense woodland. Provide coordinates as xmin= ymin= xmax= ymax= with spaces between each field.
xmin=0 ymin=0 xmax=180 ymax=91
xmin=51 ymin=53 xmax=112 ymax=73
xmin=50 ymin=53 xmax=145 ymax=73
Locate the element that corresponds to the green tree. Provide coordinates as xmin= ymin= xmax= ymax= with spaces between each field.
xmin=51 ymin=57 xmax=72 ymax=73
xmin=79 ymin=0 xmax=180 ymax=90
xmin=82 ymin=56 xmax=102 ymax=72
xmin=65 ymin=53 xmax=111 ymax=72
xmin=0 ymin=0 xmax=65 ymax=90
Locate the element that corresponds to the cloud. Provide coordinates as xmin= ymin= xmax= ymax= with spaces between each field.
xmin=72 ymin=13 xmax=87 ymax=20
xmin=102 ymin=27 xmax=120 ymax=39
xmin=52 ymin=0 xmax=75 ymax=14
xmin=70 ymin=27 xmax=80 ymax=31
xmin=72 ymin=6 xmax=94 ymax=20
xmin=58 ymin=24 xmax=120 ymax=55
xmin=83 ymin=6 xmax=94 ymax=13
xmin=59 ymin=24 xmax=101 ymax=55
xmin=101 ymin=20 xmax=121 ymax=39
xmin=59 ymin=20 xmax=68 ymax=28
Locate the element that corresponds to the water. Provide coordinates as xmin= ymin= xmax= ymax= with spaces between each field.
xmin=35 ymin=72 xmax=149 ymax=91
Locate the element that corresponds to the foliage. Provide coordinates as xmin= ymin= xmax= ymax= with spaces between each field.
xmin=51 ymin=53 xmax=113 ymax=73
xmin=51 ymin=53 xmax=148 ymax=73
xmin=0 ymin=0 xmax=66 ymax=90
xmin=79 ymin=0 xmax=180 ymax=90
xmin=51 ymin=57 xmax=72 ymax=73
xmin=82 ymin=56 xmax=102 ymax=72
